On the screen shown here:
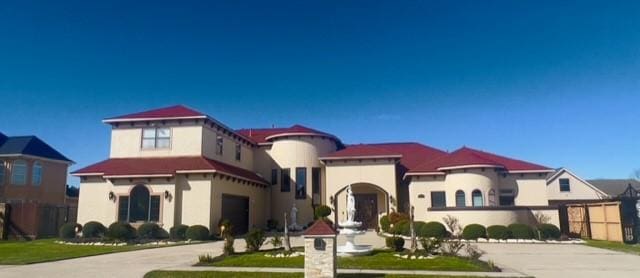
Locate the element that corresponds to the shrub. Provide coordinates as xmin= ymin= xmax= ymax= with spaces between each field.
xmin=462 ymin=224 xmax=487 ymax=240
xmin=270 ymin=234 xmax=283 ymax=248
xmin=385 ymin=236 xmax=405 ymax=251
xmin=198 ymin=254 xmax=215 ymax=263
xmin=224 ymin=236 xmax=235 ymax=255
xmin=82 ymin=221 xmax=106 ymax=238
xmin=138 ymin=222 xmax=161 ymax=239
xmin=392 ymin=220 xmax=410 ymax=235
xmin=412 ymin=221 xmax=427 ymax=236
xmin=508 ymin=224 xmax=534 ymax=239
xmin=59 ymin=223 xmax=82 ymax=239
xmin=440 ymin=239 xmax=465 ymax=256
xmin=314 ymin=205 xmax=332 ymax=219
xmin=487 ymin=225 xmax=511 ymax=240
xmin=537 ymin=223 xmax=561 ymax=240
xmin=186 ymin=225 xmax=210 ymax=241
xmin=245 ymin=228 xmax=266 ymax=252
xmin=266 ymin=219 xmax=278 ymax=231
xmin=465 ymin=244 xmax=485 ymax=260
xmin=388 ymin=212 xmax=409 ymax=224
xmin=218 ymin=219 xmax=233 ymax=238
xmin=107 ymin=222 xmax=136 ymax=241
xmin=419 ymin=237 xmax=442 ymax=254
xmin=170 ymin=224 xmax=189 ymax=240
xmin=380 ymin=215 xmax=391 ymax=233
xmin=418 ymin=221 xmax=447 ymax=238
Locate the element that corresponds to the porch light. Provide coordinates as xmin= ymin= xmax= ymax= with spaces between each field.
xmin=108 ymin=191 xmax=116 ymax=202
xmin=164 ymin=190 xmax=172 ymax=200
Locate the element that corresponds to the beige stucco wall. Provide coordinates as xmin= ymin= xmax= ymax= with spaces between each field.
xmin=77 ymin=177 xmax=176 ymax=229
xmin=209 ymin=176 xmax=268 ymax=233
xmin=201 ymin=126 xmax=254 ymax=171
xmin=266 ymin=137 xmax=337 ymax=227
xmin=109 ymin=123 xmax=203 ymax=158
xmin=500 ymin=174 xmax=549 ymax=206
xmin=176 ymin=175 xmax=212 ymax=228
xmin=423 ymin=208 xmax=559 ymax=229
xmin=324 ymin=160 xmax=397 ymax=224
xmin=546 ymin=170 xmax=605 ymax=201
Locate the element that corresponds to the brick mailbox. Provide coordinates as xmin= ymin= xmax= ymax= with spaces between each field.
xmin=303 ymin=220 xmax=337 ymax=278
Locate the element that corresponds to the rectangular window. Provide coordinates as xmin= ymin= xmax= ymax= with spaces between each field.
xmin=295 ymin=167 xmax=307 ymax=199
xmin=281 ymin=168 xmax=290 ymax=192
xmin=150 ymin=196 xmax=161 ymax=222
xmin=312 ymin=167 xmax=321 ymax=205
xmin=430 ymin=191 xmax=446 ymax=208
xmin=216 ymin=134 xmax=223 ymax=155
xmin=32 ymin=162 xmax=42 ymax=186
xmin=499 ymin=189 xmax=515 ymax=206
xmin=271 ymin=169 xmax=278 ymax=185
xmin=235 ymin=143 xmax=242 ymax=161
xmin=141 ymin=127 xmax=171 ymax=149
xmin=11 ymin=160 xmax=27 ymax=185
xmin=118 ymin=196 xmax=129 ymax=221
xmin=559 ymin=178 xmax=571 ymax=192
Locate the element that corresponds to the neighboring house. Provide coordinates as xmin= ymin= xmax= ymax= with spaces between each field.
xmin=73 ymin=105 xmax=562 ymax=233
xmin=587 ymin=179 xmax=640 ymax=199
xmin=546 ymin=168 xmax=608 ymax=205
xmin=0 ymin=131 xmax=74 ymax=238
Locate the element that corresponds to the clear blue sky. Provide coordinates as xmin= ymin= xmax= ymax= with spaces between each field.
xmin=1 ymin=1 xmax=639 ymax=186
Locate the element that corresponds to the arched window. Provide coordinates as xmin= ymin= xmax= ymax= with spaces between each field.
xmin=32 ymin=162 xmax=42 ymax=186
xmin=488 ymin=189 xmax=496 ymax=206
xmin=11 ymin=160 xmax=27 ymax=185
xmin=472 ymin=190 xmax=483 ymax=207
xmin=455 ymin=190 xmax=466 ymax=207
xmin=119 ymin=185 xmax=161 ymax=223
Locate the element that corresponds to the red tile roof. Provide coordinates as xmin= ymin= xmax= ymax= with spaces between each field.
xmin=303 ymin=220 xmax=337 ymax=236
xmin=321 ymin=142 xmax=448 ymax=171
xmin=321 ymin=144 xmax=402 ymax=159
xmin=72 ymin=156 xmax=268 ymax=184
xmin=408 ymin=147 xmax=552 ymax=174
xmin=104 ymin=105 xmax=206 ymax=122
xmin=236 ymin=125 xmax=339 ymax=144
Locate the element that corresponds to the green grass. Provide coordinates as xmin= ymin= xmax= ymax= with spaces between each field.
xmin=199 ymin=249 xmax=494 ymax=272
xmin=586 ymin=240 xmax=640 ymax=255
xmin=0 ymin=238 xmax=183 ymax=264
xmin=145 ymin=271 xmax=487 ymax=278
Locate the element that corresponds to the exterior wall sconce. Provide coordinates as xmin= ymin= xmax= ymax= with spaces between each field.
xmin=329 ymin=195 xmax=334 ymax=205
xmin=108 ymin=191 xmax=116 ymax=202
xmin=164 ymin=190 xmax=172 ymax=201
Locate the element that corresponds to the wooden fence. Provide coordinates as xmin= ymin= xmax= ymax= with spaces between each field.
xmin=566 ymin=202 xmax=624 ymax=242
xmin=0 ymin=202 xmax=77 ymax=239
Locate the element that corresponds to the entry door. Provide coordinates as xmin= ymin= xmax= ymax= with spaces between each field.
xmin=354 ymin=194 xmax=378 ymax=230
xmin=221 ymin=194 xmax=249 ymax=235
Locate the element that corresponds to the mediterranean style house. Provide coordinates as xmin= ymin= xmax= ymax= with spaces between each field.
xmin=74 ymin=105 xmax=568 ymax=234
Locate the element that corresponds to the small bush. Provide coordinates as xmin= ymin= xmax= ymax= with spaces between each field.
xmin=59 ymin=223 xmax=82 ymax=239
xmin=380 ymin=215 xmax=391 ymax=233
xmin=138 ymin=222 xmax=162 ymax=239
xmin=186 ymin=225 xmax=210 ymax=241
xmin=107 ymin=222 xmax=136 ymax=241
xmin=82 ymin=221 xmax=106 ymax=238
xmin=465 ymin=244 xmax=485 ymax=260
xmin=392 ymin=220 xmax=410 ymax=235
xmin=412 ymin=221 xmax=427 ymax=236
xmin=537 ymin=224 xmax=561 ymax=240
xmin=385 ymin=236 xmax=405 ymax=251
xmin=224 ymin=236 xmax=235 ymax=255
xmin=198 ymin=254 xmax=216 ymax=263
xmin=462 ymin=224 xmax=487 ymax=240
xmin=440 ymin=239 xmax=465 ymax=256
xmin=170 ymin=224 xmax=189 ymax=240
xmin=508 ymin=224 xmax=534 ymax=239
xmin=418 ymin=221 xmax=447 ymax=238
xmin=266 ymin=219 xmax=278 ymax=231
xmin=388 ymin=212 xmax=409 ymax=224
xmin=419 ymin=237 xmax=442 ymax=254
xmin=245 ymin=228 xmax=266 ymax=252
xmin=270 ymin=234 xmax=283 ymax=248
xmin=487 ymin=225 xmax=511 ymax=239
xmin=314 ymin=205 xmax=332 ymax=219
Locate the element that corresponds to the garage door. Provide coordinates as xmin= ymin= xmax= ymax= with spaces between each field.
xmin=221 ymin=194 xmax=249 ymax=235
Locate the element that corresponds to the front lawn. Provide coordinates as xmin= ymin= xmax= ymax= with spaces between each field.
xmin=199 ymin=249 xmax=494 ymax=272
xmin=586 ymin=240 xmax=640 ymax=255
xmin=0 ymin=238 xmax=182 ymax=264
xmin=145 ymin=271 xmax=488 ymax=278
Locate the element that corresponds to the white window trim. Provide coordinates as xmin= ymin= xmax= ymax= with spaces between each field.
xmin=32 ymin=161 xmax=42 ymax=186
xmin=11 ymin=160 xmax=27 ymax=186
xmin=141 ymin=127 xmax=172 ymax=150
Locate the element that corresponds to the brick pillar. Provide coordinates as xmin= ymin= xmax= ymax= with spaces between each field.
xmin=303 ymin=220 xmax=337 ymax=278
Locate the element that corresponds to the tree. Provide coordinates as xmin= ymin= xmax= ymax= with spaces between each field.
xmin=409 ymin=206 xmax=417 ymax=254
xmin=283 ymin=212 xmax=291 ymax=252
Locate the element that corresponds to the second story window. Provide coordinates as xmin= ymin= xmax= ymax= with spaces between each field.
xmin=235 ymin=143 xmax=241 ymax=161
xmin=12 ymin=160 xmax=27 ymax=185
xmin=32 ymin=162 xmax=42 ymax=186
xmin=271 ymin=169 xmax=278 ymax=185
xmin=295 ymin=167 xmax=307 ymax=199
xmin=216 ymin=134 xmax=223 ymax=155
xmin=0 ymin=161 xmax=4 ymax=185
xmin=142 ymin=127 xmax=170 ymax=149
xmin=559 ymin=178 xmax=571 ymax=192
xmin=281 ymin=168 xmax=290 ymax=192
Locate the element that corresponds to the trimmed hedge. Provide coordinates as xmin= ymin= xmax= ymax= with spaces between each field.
xmin=186 ymin=225 xmax=210 ymax=241
xmin=138 ymin=222 xmax=162 ymax=239
xmin=380 ymin=215 xmax=391 ymax=233
xmin=107 ymin=222 xmax=136 ymax=241
xmin=462 ymin=224 xmax=487 ymax=240
xmin=82 ymin=221 xmax=106 ymax=238
xmin=59 ymin=223 xmax=81 ymax=239
xmin=537 ymin=224 xmax=561 ymax=239
xmin=392 ymin=220 xmax=410 ymax=235
xmin=388 ymin=212 xmax=409 ymax=224
xmin=487 ymin=225 xmax=511 ymax=239
xmin=418 ymin=221 xmax=447 ymax=238
xmin=508 ymin=224 xmax=534 ymax=239
xmin=314 ymin=205 xmax=332 ymax=219
xmin=170 ymin=224 xmax=189 ymax=240
xmin=385 ymin=236 xmax=405 ymax=252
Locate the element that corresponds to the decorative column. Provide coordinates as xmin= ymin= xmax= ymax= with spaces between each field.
xmin=303 ymin=220 xmax=337 ymax=278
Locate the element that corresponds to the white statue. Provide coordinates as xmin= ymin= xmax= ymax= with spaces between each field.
xmin=346 ymin=185 xmax=356 ymax=223
xmin=288 ymin=203 xmax=302 ymax=231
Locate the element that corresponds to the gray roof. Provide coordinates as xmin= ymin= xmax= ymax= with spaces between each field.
xmin=0 ymin=135 xmax=72 ymax=162
xmin=587 ymin=179 xmax=640 ymax=197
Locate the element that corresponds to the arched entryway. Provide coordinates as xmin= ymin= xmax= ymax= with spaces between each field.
xmin=333 ymin=183 xmax=390 ymax=230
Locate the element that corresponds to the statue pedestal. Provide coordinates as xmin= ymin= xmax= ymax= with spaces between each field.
xmin=336 ymin=221 xmax=373 ymax=256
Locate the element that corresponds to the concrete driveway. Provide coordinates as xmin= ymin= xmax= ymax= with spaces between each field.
xmin=478 ymin=243 xmax=640 ymax=278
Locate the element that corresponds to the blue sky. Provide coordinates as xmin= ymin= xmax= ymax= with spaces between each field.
xmin=0 ymin=0 xmax=639 ymax=185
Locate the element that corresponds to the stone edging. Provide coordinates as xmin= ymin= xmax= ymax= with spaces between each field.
xmin=380 ymin=232 xmax=585 ymax=244
xmin=54 ymin=240 xmax=197 ymax=246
